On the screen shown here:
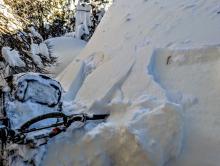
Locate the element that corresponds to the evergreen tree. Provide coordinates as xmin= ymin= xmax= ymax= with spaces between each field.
xmin=0 ymin=0 xmax=112 ymax=78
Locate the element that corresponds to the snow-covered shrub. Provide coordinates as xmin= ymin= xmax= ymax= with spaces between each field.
xmin=0 ymin=27 xmax=56 ymax=78
xmin=1 ymin=47 xmax=25 ymax=67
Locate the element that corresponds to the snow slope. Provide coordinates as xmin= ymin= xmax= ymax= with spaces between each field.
xmin=43 ymin=0 xmax=220 ymax=165
xmin=46 ymin=37 xmax=86 ymax=76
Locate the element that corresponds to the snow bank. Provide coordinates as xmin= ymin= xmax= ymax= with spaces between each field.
xmin=43 ymin=0 xmax=220 ymax=165
xmin=46 ymin=37 xmax=86 ymax=76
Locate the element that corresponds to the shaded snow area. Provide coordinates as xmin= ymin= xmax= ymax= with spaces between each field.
xmin=45 ymin=37 xmax=86 ymax=76
xmin=8 ymin=0 xmax=220 ymax=165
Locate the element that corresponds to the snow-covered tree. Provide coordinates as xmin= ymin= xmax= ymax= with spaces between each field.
xmin=0 ymin=0 xmax=112 ymax=79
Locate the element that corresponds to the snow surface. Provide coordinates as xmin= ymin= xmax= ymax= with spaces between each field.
xmin=46 ymin=37 xmax=86 ymax=76
xmin=42 ymin=0 xmax=220 ymax=165
xmin=149 ymin=46 xmax=220 ymax=166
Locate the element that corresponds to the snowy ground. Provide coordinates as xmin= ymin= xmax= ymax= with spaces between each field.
xmin=25 ymin=0 xmax=220 ymax=165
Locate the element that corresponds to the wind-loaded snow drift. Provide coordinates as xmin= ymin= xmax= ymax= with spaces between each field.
xmin=42 ymin=0 xmax=220 ymax=165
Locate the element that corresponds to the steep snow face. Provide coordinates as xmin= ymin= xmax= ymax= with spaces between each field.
xmin=43 ymin=0 xmax=220 ymax=165
xmin=149 ymin=46 xmax=220 ymax=166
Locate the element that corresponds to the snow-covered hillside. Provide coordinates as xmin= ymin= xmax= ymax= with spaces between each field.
xmin=42 ymin=0 xmax=220 ymax=165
